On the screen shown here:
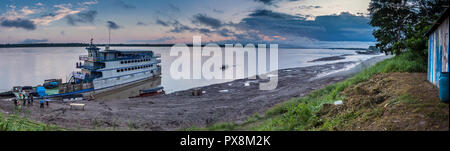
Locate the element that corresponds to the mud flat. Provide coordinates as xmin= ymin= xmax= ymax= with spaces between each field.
xmin=0 ymin=55 xmax=390 ymax=131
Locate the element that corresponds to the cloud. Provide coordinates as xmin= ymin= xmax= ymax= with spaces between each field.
xmin=213 ymin=9 xmax=224 ymax=14
xmin=254 ymin=0 xmax=277 ymax=5
xmin=296 ymin=5 xmax=322 ymax=9
xmin=22 ymin=38 xmax=48 ymax=44
xmin=169 ymin=20 xmax=194 ymax=33
xmin=235 ymin=9 xmax=375 ymax=42
xmin=136 ymin=21 xmax=147 ymax=26
xmin=1 ymin=18 xmax=36 ymax=30
xmin=154 ymin=8 xmax=374 ymax=46
xmin=82 ymin=0 xmax=98 ymax=5
xmin=66 ymin=10 xmax=97 ymax=25
xmin=127 ymin=37 xmax=176 ymax=44
xmin=32 ymin=4 xmax=82 ymax=25
xmin=192 ymin=14 xmax=222 ymax=29
xmin=107 ymin=21 xmax=121 ymax=30
xmin=115 ymin=0 xmax=136 ymax=9
xmin=156 ymin=19 xmax=170 ymax=27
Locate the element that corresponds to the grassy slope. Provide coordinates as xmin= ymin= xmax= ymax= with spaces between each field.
xmin=0 ymin=112 xmax=62 ymax=131
xmin=187 ymin=52 xmax=429 ymax=131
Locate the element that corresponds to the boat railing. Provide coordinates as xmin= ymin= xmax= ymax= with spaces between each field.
xmin=79 ymin=55 xmax=89 ymax=61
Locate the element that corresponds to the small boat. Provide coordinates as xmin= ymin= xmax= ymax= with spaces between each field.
xmin=0 ymin=91 xmax=14 ymax=98
xmin=130 ymin=86 xmax=165 ymax=98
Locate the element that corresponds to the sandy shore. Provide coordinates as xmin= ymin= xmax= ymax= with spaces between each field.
xmin=0 ymin=55 xmax=390 ymax=130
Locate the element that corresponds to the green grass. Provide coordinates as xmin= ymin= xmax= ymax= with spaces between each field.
xmin=192 ymin=51 xmax=427 ymax=131
xmin=0 ymin=112 xmax=62 ymax=131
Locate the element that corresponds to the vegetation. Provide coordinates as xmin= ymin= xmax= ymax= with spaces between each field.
xmin=369 ymin=0 xmax=447 ymax=56
xmin=0 ymin=112 xmax=61 ymax=131
xmin=188 ymin=51 xmax=429 ymax=131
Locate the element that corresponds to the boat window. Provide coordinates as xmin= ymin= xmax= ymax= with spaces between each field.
xmin=117 ymin=70 xmax=120 ymax=72
xmin=121 ymin=69 xmax=124 ymax=72
xmin=120 ymin=61 xmax=123 ymax=64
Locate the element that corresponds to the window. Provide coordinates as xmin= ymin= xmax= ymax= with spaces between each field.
xmin=121 ymin=69 xmax=124 ymax=72
xmin=117 ymin=70 xmax=120 ymax=72
xmin=120 ymin=61 xmax=124 ymax=64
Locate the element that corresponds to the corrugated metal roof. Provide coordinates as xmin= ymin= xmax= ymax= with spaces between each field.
xmin=425 ymin=8 xmax=449 ymax=37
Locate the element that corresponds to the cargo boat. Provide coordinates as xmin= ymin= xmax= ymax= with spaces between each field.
xmin=8 ymin=39 xmax=162 ymax=100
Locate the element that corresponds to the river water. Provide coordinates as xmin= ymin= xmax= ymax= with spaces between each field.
xmin=0 ymin=46 xmax=382 ymax=93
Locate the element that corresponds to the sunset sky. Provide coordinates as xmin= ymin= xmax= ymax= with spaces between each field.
xmin=0 ymin=0 xmax=375 ymax=47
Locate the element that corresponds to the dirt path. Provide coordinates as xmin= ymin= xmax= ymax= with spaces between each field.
xmin=0 ymin=56 xmax=389 ymax=131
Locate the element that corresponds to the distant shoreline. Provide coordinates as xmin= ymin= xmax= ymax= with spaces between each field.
xmin=0 ymin=43 xmax=369 ymax=50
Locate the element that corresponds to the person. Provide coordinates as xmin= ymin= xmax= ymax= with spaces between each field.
xmin=18 ymin=93 xmax=23 ymax=105
xmin=30 ymin=96 xmax=34 ymax=105
xmin=40 ymin=99 xmax=44 ymax=108
xmin=45 ymin=99 xmax=49 ymax=107
xmin=13 ymin=99 xmax=18 ymax=107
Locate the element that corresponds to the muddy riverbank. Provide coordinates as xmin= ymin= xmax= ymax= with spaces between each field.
xmin=0 ymin=55 xmax=389 ymax=130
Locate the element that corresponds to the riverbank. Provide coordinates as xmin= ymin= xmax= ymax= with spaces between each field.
xmin=192 ymin=52 xmax=448 ymax=131
xmin=0 ymin=55 xmax=389 ymax=131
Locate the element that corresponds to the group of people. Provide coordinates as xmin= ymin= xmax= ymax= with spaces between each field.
xmin=14 ymin=90 xmax=49 ymax=109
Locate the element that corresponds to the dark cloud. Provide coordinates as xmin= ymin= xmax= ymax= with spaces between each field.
xmin=127 ymin=37 xmax=176 ymax=44
xmin=296 ymin=5 xmax=322 ymax=9
xmin=107 ymin=21 xmax=121 ymax=30
xmin=115 ymin=0 xmax=136 ymax=9
xmin=254 ymin=0 xmax=277 ymax=5
xmin=192 ymin=14 xmax=222 ymax=29
xmin=213 ymin=9 xmax=224 ymax=13
xmin=236 ymin=9 xmax=374 ymax=41
xmin=66 ymin=10 xmax=97 ymax=25
xmin=1 ymin=18 xmax=37 ymax=30
xmin=136 ymin=21 xmax=147 ymax=26
xmin=22 ymin=39 xmax=48 ymax=44
xmin=156 ymin=19 xmax=170 ymax=27
xmin=169 ymin=20 xmax=194 ymax=33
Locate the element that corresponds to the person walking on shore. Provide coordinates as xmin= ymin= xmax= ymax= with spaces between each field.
xmin=40 ymin=99 xmax=44 ymax=109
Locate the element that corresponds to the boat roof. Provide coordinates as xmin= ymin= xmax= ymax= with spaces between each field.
xmin=100 ymin=49 xmax=154 ymax=54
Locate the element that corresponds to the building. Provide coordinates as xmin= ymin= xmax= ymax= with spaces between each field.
xmin=425 ymin=8 xmax=449 ymax=87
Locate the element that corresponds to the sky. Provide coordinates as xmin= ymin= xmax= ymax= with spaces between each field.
xmin=0 ymin=0 xmax=375 ymax=47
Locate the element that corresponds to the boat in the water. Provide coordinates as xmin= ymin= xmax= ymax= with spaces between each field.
xmin=6 ymin=39 xmax=162 ymax=100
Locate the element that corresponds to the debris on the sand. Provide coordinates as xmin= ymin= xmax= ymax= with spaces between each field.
xmin=334 ymin=100 xmax=343 ymax=105
xmin=219 ymin=90 xmax=229 ymax=93
xmin=228 ymin=83 xmax=233 ymax=86
xmin=244 ymin=82 xmax=250 ymax=87
xmin=192 ymin=88 xmax=203 ymax=96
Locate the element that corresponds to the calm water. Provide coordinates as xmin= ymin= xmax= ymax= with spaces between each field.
xmin=0 ymin=47 xmax=380 ymax=93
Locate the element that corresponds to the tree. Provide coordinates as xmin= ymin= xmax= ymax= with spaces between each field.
xmin=369 ymin=0 xmax=448 ymax=56
xmin=369 ymin=0 xmax=418 ymax=55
